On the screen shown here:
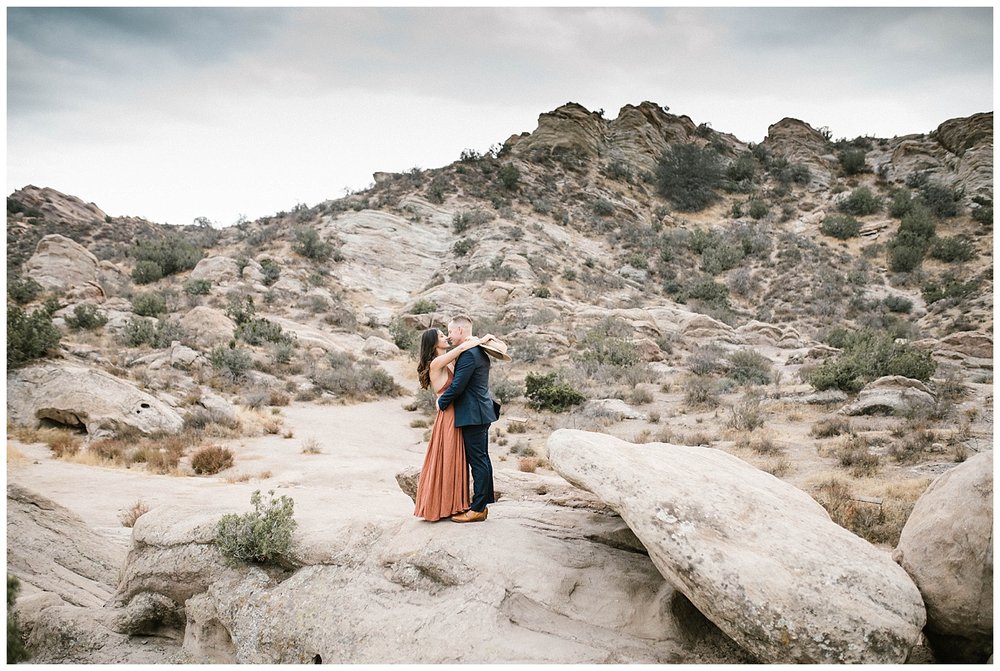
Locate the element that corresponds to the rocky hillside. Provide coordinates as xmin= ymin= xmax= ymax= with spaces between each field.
xmin=6 ymin=101 xmax=994 ymax=664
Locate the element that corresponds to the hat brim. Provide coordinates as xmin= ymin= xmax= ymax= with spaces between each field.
xmin=479 ymin=344 xmax=512 ymax=362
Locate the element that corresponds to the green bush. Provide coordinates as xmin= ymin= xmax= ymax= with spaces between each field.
xmin=7 ymin=277 xmax=43 ymax=304
xmin=215 ymin=489 xmax=297 ymax=566
xmin=888 ymin=236 xmax=926 ymax=273
xmin=389 ymin=318 xmax=417 ymax=352
xmin=881 ymin=295 xmax=913 ymax=313
xmin=593 ymin=198 xmax=615 ymax=216
xmin=656 ymin=143 xmax=723 ymax=212
xmin=310 ymin=353 xmax=403 ymax=399
xmin=838 ymin=149 xmax=867 ymax=175
xmin=821 ymin=215 xmax=861 ymax=240
xmin=888 ymin=189 xmax=914 ymax=218
xmin=132 ymin=236 xmax=204 ymax=281
xmin=235 ymin=318 xmax=294 ymax=346
xmin=726 ymin=153 xmax=756 ymax=183
xmin=918 ymin=182 xmax=960 ymax=218
xmin=225 ymin=295 xmax=256 ymax=325
xmin=525 ymin=372 xmax=585 ymax=412
xmin=807 ymin=329 xmax=936 ymax=392
xmin=65 ymin=303 xmax=108 ymax=330
xmin=928 ymin=236 xmax=975 ymax=263
xmin=747 ymin=199 xmax=769 ymax=220
xmin=491 ymin=376 xmax=523 ymax=404
xmin=259 ymin=258 xmax=281 ymax=286
xmin=899 ymin=203 xmax=936 ymax=240
xmin=7 ymin=575 xmax=29 ymax=663
xmin=183 ymin=279 xmax=212 ymax=295
xmin=410 ymin=299 xmax=437 ymax=315
xmin=452 ymin=208 xmax=494 ymax=234
xmin=838 ymin=186 xmax=881 ymax=216
xmin=132 ymin=291 xmax=167 ymax=317
xmin=7 ymin=305 xmax=60 ymax=368
xmin=971 ymin=198 xmax=993 ymax=226
xmin=727 ymin=350 xmax=772 ymax=386
xmin=682 ymin=278 xmax=730 ymax=307
xmin=532 ymin=286 xmax=552 ymax=298
xmin=131 ymin=260 xmax=164 ymax=285
xmin=453 ymin=238 xmax=473 ymax=256
xmin=210 ymin=345 xmax=254 ymax=382
xmin=922 ymin=273 xmax=981 ymax=304
xmin=293 ymin=228 xmax=333 ymax=261
xmin=497 ymin=164 xmax=521 ymax=191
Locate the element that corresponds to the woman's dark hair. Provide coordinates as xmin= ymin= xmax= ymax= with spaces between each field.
xmin=416 ymin=328 xmax=440 ymax=390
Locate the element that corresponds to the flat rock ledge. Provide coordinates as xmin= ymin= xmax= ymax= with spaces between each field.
xmin=548 ymin=428 xmax=927 ymax=664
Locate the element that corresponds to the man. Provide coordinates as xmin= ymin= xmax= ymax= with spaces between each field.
xmin=437 ymin=314 xmax=499 ymax=523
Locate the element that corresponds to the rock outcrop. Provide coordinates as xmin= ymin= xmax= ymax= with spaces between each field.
xmin=7 ymin=362 xmax=184 ymax=436
xmin=839 ymin=376 xmax=936 ymax=416
xmin=548 ymin=429 xmax=926 ymax=663
xmin=177 ymin=306 xmax=236 ymax=350
xmin=25 ymin=233 xmax=105 ymax=300
xmin=894 ymin=451 xmax=993 ymax=662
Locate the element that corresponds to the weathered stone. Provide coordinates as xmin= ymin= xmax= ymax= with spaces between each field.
xmin=190 ymin=256 xmax=241 ymax=284
xmin=582 ymin=398 xmax=648 ymax=421
xmin=7 ymin=362 xmax=184 ymax=436
xmin=25 ymin=233 xmax=104 ymax=298
xmin=548 ymin=429 xmax=926 ymax=663
xmin=178 ymin=306 xmax=235 ymax=350
xmin=362 ymin=335 xmax=399 ymax=358
xmin=938 ymin=331 xmax=993 ymax=360
xmin=111 ymin=591 xmax=184 ymax=635
xmin=894 ymin=451 xmax=993 ymax=663
xmin=840 ymin=377 xmax=936 ymax=416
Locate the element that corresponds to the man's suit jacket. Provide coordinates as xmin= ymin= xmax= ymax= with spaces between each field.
xmin=437 ymin=346 xmax=499 ymax=427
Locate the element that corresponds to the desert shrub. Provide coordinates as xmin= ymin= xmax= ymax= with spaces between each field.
xmin=807 ymin=329 xmax=936 ymax=392
xmin=838 ymin=148 xmax=867 ymax=175
xmin=453 ymin=238 xmax=473 ymax=256
xmin=889 ymin=428 xmax=937 ymax=464
xmin=132 ymin=291 xmax=167 ymax=317
xmin=687 ymin=344 xmax=725 ymax=376
xmin=684 ymin=375 xmax=720 ymax=408
xmin=971 ymin=198 xmax=993 ymax=226
xmin=524 ymin=372 xmax=585 ymax=412
xmin=699 ymin=240 xmax=744 ymax=275
xmin=922 ymin=273 xmax=980 ymax=305
xmin=747 ymin=199 xmax=769 ymax=220
xmin=7 ymin=276 xmax=43 ymax=304
xmin=838 ymin=186 xmax=881 ymax=216
xmin=293 ymin=227 xmax=333 ymax=261
xmin=452 ymin=208 xmax=493 ymax=234
xmin=928 ymin=236 xmax=975 ymax=263
xmin=655 ymin=143 xmax=723 ymax=212
xmin=888 ymin=236 xmax=926 ymax=273
xmin=577 ymin=319 xmax=639 ymax=370
xmin=389 ymin=318 xmax=418 ymax=352
xmin=918 ymin=182 xmax=960 ymax=218
xmin=132 ymin=236 xmax=204 ymax=282
xmin=812 ymin=477 xmax=911 ymax=545
xmin=491 ymin=376 xmax=523 ymax=404
xmin=881 ymin=295 xmax=913 ymax=313
xmin=532 ymin=286 xmax=552 ymax=298
xmin=836 ymin=435 xmax=881 ymax=477
xmin=820 ymin=215 xmax=861 ymax=240
xmin=898 ymin=202 xmax=937 ymax=240
xmin=888 ymin=189 xmax=914 ymax=218
xmin=7 ymin=575 xmax=29 ymax=663
xmin=410 ymin=299 xmax=437 ymax=315
xmin=7 ymin=305 xmax=61 ymax=368
xmin=592 ymin=198 xmax=615 ymax=216
xmin=215 ymin=489 xmax=297 ymax=566
xmin=311 ymin=353 xmax=402 ymax=399
xmin=728 ymin=392 xmax=766 ymax=430
xmin=727 ymin=350 xmax=772 ymax=385
xmin=259 ymin=258 xmax=281 ymax=286
xmin=497 ymin=164 xmax=520 ymax=191
xmin=121 ymin=317 xmax=157 ymax=347
xmin=65 ymin=303 xmax=108 ymax=330
xmin=183 ymin=279 xmax=211 ymax=295
xmin=726 ymin=153 xmax=756 ymax=183
xmin=210 ymin=345 xmax=254 ymax=383
xmin=236 ymin=318 xmax=293 ymax=346
xmin=775 ymin=161 xmax=812 ymax=185
xmin=191 ymin=445 xmax=235 ymax=475
xmin=225 ymin=295 xmax=256 ymax=325
xmin=681 ymin=277 xmax=729 ymax=307
xmin=119 ymin=500 xmax=151 ymax=528
xmin=810 ymin=417 xmax=851 ymax=438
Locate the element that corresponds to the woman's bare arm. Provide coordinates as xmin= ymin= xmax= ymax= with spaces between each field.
xmin=430 ymin=336 xmax=482 ymax=372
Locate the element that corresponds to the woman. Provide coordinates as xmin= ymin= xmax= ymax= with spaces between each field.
xmin=413 ymin=328 xmax=487 ymax=521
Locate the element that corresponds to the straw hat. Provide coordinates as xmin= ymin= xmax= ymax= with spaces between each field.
xmin=479 ymin=336 xmax=512 ymax=362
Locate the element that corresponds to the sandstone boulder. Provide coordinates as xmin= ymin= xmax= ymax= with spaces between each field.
xmin=25 ymin=233 xmax=105 ymax=300
xmin=937 ymin=331 xmax=993 ymax=360
xmin=548 ymin=429 xmax=926 ymax=663
xmin=839 ymin=376 xmax=936 ymax=416
xmin=7 ymin=362 xmax=184 ymax=436
xmin=178 ymin=306 xmax=235 ymax=350
xmin=894 ymin=450 xmax=993 ymax=662
xmin=582 ymin=398 xmax=648 ymax=421
xmin=189 ymin=255 xmax=241 ymax=284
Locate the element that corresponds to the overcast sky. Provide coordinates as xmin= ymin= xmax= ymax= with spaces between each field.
xmin=6 ymin=6 xmax=993 ymax=228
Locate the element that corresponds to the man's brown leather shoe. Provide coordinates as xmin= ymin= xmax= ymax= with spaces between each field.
xmin=451 ymin=508 xmax=488 ymax=523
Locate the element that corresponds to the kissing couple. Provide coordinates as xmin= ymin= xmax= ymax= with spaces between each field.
xmin=413 ymin=314 xmax=511 ymax=523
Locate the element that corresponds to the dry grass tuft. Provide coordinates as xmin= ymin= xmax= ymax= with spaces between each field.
xmin=758 ymin=455 xmax=793 ymax=478
xmin=7 ymin=443 xmax=28 ymax=465
xmin=835 ymin=435 xmax=882 ymax=477
xmin=190 ymin=445 xmax=235 ymax=475
xmin=301 ymin=437 xmax=323 ymax=454
xmin=809 ymin=475 xmax=919 ymax=546
xmin=119 ymin=499 xmax=151 ymax=528
xmin=224 ymin=470 xmax=272 ymax=484
xmin=518 ymin=456 xmax=539 ymax=473
xmin=810 ymin=417 xmax=851 ymax=438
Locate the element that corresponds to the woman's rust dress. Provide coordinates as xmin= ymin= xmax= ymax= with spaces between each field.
xmin=414 ymin=370 xmax=470 ymax=521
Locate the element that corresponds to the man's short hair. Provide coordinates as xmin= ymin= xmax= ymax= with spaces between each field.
xmin=448 ymin=314 xmax=473 ymax=329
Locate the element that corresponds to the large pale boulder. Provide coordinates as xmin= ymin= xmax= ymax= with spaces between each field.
xmin=548 ymin=429 xmax=926 ymax=663
xmin=839 ymin=376 xmax=936 ymax=416
xmin=7 ymin=362 xmax=184 ymax=436
xmin=25 ymin=233 xmax=105 ymax=300
xmin=178 ymin=306 xmax=235 ymax=350
xmin=894 ymin=451 xmax=993 ymax=662
xmin=189 ymin=255 xmax=241 ymax=284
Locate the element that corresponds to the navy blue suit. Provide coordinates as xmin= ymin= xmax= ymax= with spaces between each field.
xmin=438 ymin=346 xmax=498 ymax=512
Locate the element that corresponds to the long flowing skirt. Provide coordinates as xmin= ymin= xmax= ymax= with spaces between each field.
xmin=414 ymin=405 xmax=469 ymax=521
